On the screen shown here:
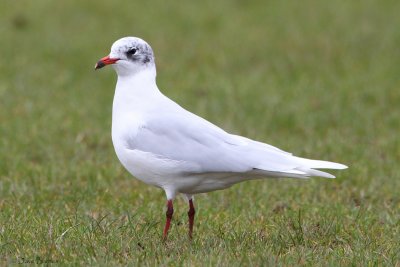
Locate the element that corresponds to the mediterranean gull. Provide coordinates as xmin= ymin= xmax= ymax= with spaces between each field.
xmin=95 ymin=36 xmax=347 ymax=239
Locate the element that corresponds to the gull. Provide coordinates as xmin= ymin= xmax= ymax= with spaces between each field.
xmin=95 ymin=37 xmax=347 ymax=239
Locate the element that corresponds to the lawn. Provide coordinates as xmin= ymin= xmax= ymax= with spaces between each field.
xmin=0 ymin=0 xmax=399 ymax=265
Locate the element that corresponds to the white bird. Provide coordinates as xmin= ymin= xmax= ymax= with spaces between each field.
xmin=95 ymin=37 xmax=347 ymax=239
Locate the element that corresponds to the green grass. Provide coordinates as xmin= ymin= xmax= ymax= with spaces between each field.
xmin=1 ymin=0 xmax=399 ymax=265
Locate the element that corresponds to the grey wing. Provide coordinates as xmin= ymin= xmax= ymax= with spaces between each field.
xmin=126 ymin=112 xmax=301 ymax=174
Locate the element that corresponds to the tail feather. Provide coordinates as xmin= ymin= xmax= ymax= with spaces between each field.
xmin=252 ymin=167 xmax=336 ymax=179
xmin=252 ymin=156 xmax=347 ymax=179
xmin=295 ymin=167 xmax=336 ymax=178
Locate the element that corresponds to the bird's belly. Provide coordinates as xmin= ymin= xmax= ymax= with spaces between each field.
xmin=113 ymin=145 xmax=247 ymax=194
xmin=113 ymin=146 xmax=195 ymax=188
xmin=176 ymin=173 xmax=245 ymax=194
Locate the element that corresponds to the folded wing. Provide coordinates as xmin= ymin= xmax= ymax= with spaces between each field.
xmin=127 ymin=111 xmax=347 ymax=178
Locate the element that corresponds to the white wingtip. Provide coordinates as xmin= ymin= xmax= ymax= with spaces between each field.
xmin=294 ymin=157 xmax=348 ymax=170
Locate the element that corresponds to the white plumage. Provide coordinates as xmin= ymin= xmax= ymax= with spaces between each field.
xmin=95 ymin=37 xmax=347 ymax=238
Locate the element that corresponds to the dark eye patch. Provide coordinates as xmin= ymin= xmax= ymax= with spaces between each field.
xmin=126 ymin=48 xmax=137 ymax=56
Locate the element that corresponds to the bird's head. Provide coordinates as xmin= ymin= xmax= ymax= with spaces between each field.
xmin=95 ymin=37 xmax=155 ymax=76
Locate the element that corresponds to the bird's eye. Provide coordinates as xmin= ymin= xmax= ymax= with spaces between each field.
xmin=126 ymin=48 xmax=137 ymax=56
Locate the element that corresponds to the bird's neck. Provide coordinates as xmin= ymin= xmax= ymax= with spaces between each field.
xmin=113 ymin=67 xmax=161 ymax=113
xmin=116 ymin=66 xmax=159 ymax=96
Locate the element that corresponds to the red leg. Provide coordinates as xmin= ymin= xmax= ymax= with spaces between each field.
xmin=188 ymin=199 xmax=196 ymax=238
xmin=163 ymin=200 xmax=174 ymax=239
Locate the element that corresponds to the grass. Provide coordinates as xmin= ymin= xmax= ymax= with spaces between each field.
xmin=1 ymin=0 xmax=399 ymax=265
